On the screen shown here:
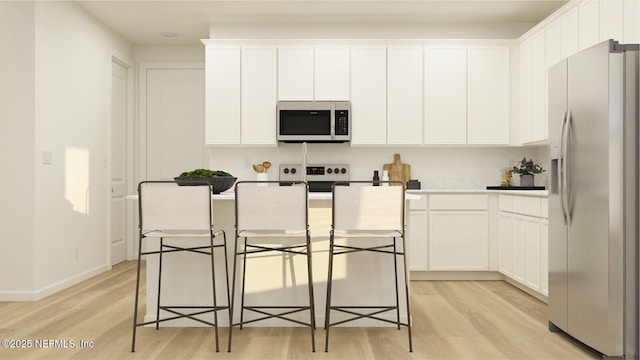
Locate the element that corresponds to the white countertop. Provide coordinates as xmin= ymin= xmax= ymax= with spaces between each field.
xmin=127 ymin=191 xmax=422 ymax=201
xmin=406 ymin=189 xmax=548 ymax=197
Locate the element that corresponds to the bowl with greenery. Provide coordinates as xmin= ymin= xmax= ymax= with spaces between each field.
xmin=511 ymin=157 xmax=545 ymax=187
xmin=174 ymin=169 xmax=237 ymax=194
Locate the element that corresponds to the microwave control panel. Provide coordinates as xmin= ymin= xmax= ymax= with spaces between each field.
xmin=335 ymin=110 xmax=349 ymax=135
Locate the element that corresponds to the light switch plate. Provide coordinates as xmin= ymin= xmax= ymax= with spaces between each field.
xmin=42 ymin=151 xmax=52 ymax=165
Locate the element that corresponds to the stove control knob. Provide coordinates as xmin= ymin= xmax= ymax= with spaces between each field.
xmin=334 ymin=168 xmax=340 ymax=174
xmin=341 ymin=168 xmax=347 ymax=174
xmin=291 ymin=168 xmax=297 ymax=174
xmin=327 ymin=168 xmax=333 ymax=174
xmin=283 ymin=168 xmax=289 ymax=174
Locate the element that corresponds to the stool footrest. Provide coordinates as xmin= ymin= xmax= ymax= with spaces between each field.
xmin=135 ymin=305 xmax=229 ymax=328
xmin=233 ymin=306 xmax=313 ymax=327
xmin=327 ymin=306 xmax=408 ymax=327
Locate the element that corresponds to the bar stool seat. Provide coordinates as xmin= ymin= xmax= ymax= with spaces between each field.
xmin=131 ymin=181 xmax=230 ymax=353
xmin=228 ymin=181 xmax=316 ymax=352
xmin=324 ymin=181 xmax=413 ymax=352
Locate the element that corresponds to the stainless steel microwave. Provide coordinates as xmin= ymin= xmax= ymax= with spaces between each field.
xmin=277 ymin=101 xmax=351 ymax=143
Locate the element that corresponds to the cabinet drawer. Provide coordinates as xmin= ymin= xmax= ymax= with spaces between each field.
xmin=429 ymin=194 xmax=488 ymax=210
xmin=541 ymin=198 xmax=548 ymax=218
xmin=512 ymin=196 xmax=542 ymax=217
xmin=409 ymin=196 xmax=428 ymax=210
xmin=499 ymin=195 xmax=513 ymax=211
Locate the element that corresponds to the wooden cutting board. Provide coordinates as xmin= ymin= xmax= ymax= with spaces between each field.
xmin=383 ymin=154 xmax=411 ymax=186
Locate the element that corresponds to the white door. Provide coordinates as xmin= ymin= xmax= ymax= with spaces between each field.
xmin=146 ymin=68 xmax=207 ymax=180
xmin=110 ymin=60 xmax=127 ymax=265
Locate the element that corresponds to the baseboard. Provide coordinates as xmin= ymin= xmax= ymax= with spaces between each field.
xmin=410 ymin=271 xmax=505 ymax=281
xmin=503 ymin=277 xmax=548 ymax=303
xmin=0 ymin=263 xmax=109 ymax=301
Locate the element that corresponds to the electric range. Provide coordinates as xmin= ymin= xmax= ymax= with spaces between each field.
xmin=279 ymin=164 xmax=350 ymax=192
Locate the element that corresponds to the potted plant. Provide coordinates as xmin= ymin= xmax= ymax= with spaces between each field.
xmin=512 ymin=157 xmax=545 ymax=187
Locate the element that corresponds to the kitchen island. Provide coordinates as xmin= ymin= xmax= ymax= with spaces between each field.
xmin=132 ymin=190 xmax=418 ymax=327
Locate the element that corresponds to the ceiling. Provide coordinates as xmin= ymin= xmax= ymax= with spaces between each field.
xmin=74 ymin=0 xmax=569 ymax=45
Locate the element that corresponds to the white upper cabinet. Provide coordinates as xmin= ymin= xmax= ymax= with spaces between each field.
xmin=241 ymin=46 xmax=277 ymax=145
xmin=519 ymin=39 xmax=532 ymax=144
xmin=531 ymin=30 xmax=547 ymax=142
xmin=424 ymin=46 xmax=467 ymax=145
xmin=599 ymin=0 xmax=624 ymax=42
xmin=387 ymin=46 xmax=423 ymax=145
xmin=579 ymin=0 xmax=600 ymax=50
xmin=624 ymin=0 xmax=640 ymax=43
xmin=546 ymin=19 xmax=563 ymax=70
xmin=561 ymin=7 xmax=580 ymax=59
xmin=314 ymin=46 xmax=350 ymax=101
xmin=278 ymin=46 xmax=314 ymax=100
xmin=205 ymin=46 xmax=241 ymax=145
xmin=467 ymin=46 xmax=510 ymax=145
xmin=350 ymin=46 xmax=387 ymax=145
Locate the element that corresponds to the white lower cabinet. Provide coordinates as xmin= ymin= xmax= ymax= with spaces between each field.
xmin=429 ymin=211 xmax=489 ymax=270
xmin=427 ymin=194 xmax=489 ymax=271
xmin=498 ymin=194 xmax=549 ymax=296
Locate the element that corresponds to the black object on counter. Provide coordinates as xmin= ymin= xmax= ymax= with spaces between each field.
xmin=373 ymin=170 xmax=380 ymax=186
xmin=407 ymin=179 xmax=421 ymax=189
xmin=486 ymin=186 xmax=546 ymax=190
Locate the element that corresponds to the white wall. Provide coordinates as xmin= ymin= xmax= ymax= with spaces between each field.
xmin=0 ymin=2 xmax=37 ymax=297
xmin=0 ymin=1 xmax=132 ymax=300
xmin=209 ymin=145 xmax=548 ymax=189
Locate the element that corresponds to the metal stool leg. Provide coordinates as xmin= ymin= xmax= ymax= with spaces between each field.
xmin=156 ymin=238 xmax=164 ymax=330
xmin=227 ymin=232 xmax=240 ymax=352
xmin=239 ymin=237 xmax=248 ymax=330
xmin=393 ymin=238 xmax=401 ymax=330
xmin=324 ymin=231 xmax=336 ymax=352
xmin=306 ymin=231 xmax=316 ymax=352
xmin=131 ymin=235 xmax=144 ymax=352
xmin=209 ymin=234 xmax=220 ymax=352
xmin=401 ymin=236 xmax=413 ymax=352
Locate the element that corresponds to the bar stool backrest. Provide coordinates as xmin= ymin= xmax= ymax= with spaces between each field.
xmin=235 ymin=182 xmax=308 ymax=232
xmin=139 ymin=181 xmax=212 ymax=232
xmin=332 ymin=184 xmax=404 ymax=231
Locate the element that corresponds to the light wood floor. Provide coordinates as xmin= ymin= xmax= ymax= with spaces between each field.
xmin=0 ymin=261 xmax=600 ymax=360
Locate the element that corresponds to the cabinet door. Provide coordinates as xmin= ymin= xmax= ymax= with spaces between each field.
xmin=600 ymin=0 xmax=624 ymax=43
xmin=409 ymin=210 xmax=428 ymax=271
xmin=241 ymin=46 xmax=277 ymax=145
xmin=624 ymin=0 xmax=640 ymax=43
xmin=498 ymin=212 xmax=514 ymax=276
xmin=561 ymin=6 xmax=580 ymax=59
xmin=512 ymin=215 xmax=526 ymax=283
xmin=206 ymin=46 xmax=240 ymax=145
xmin=428 ymin=211 xmax=489 ymax=270
xmin=350 ymin=46 xmax=387 ymax=145
xmin=579 ymin=0 xmax=600 ymax=51
xmin=467 ymin=46 xmax=510 ymax=145
xmin=519 ymin=39 xmax=532 ymax=144
xmin=424 ymin=46 xmax=467 ymax=144
xmin=541 ymin=219 xmax=549 ymax=296
xmin=531 ymin=30 xmax=547 ymax=142
xmin=546 ymin=19 xmax=562 ymax=71
xmin=278 ymin=46 xmax=313 ymax=100
xmin=525 ymin=216 xmax=542 ymax=292
xmin=315 ymin=46 xmax=349 ymax=101
xmin=387 ymin=46 xmax=423 ymax=145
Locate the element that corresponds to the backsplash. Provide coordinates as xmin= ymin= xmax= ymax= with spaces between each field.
xmin=209 ymin=144 xmax=549 ymax=190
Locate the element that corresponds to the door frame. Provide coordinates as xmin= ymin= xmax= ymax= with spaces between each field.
xmin=108 ymin=50 xmax=134 ymax=266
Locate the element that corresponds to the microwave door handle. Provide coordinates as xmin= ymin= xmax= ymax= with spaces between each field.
xmin=330 ymin=106 xmax=336 ymax=140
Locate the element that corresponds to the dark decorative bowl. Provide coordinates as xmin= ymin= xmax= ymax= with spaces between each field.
xmin=174 ymin=176 xmax=237 ymax=194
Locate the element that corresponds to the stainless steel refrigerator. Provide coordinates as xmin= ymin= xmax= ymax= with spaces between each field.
xmin=548 ymin=39 xmax=638 ymax=358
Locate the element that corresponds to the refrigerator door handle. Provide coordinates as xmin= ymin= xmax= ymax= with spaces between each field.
xmin=564 ymin=110 xmax=574 ymax=225
xmin=559 ymin=110 xmax=568 ymax=225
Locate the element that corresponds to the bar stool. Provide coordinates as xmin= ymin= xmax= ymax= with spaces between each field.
xmin=324 ymin=181 xmax=412 ymax=352
xmin=228 ymin=181 xmax=315 ymax=352
xmin=131 ymin=181 xmax=230 ymax=352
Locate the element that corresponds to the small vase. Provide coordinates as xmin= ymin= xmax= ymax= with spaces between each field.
xmin=520 ymin=174 xmax=534 ymax=187
xmin=256 ymin=172 xmax=268 ymax=186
